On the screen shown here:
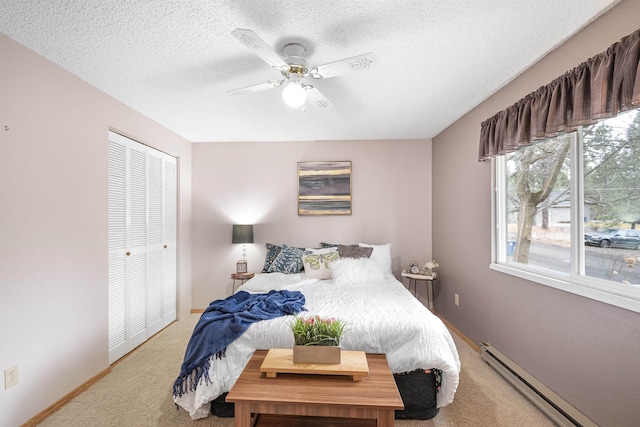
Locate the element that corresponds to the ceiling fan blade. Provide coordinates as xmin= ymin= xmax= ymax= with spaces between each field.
xmin=227 ymin=79 xmax=283 ymax=96
xmin=304 ymin=86 xmax=334 ymax=109
xmin=309 ymin=52 xmax=378 ymax=79
xmin=231 ymin=28 xmax=290 ymax=73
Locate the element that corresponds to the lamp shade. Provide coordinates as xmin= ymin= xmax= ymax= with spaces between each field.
xmin=282 ymin=81 xmax=306 ymax=107
xmin=232 ymin=225 xmax=254 ymax=244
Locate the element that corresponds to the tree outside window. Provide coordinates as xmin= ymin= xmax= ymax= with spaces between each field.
xmin=501 ymin=108 xmax=640 ymax=286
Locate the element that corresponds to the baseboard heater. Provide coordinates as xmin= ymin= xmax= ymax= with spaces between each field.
xmin=480 ymin=343 xmax=597 ymax=427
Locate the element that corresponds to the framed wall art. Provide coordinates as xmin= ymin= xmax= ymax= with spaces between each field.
xmin=298 ymin=161 xmax=352 ymax=216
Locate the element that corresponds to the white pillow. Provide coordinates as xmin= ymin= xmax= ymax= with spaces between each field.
xmin=330 ymin=258 xmax=388 ymax=284
xmin=302 ymin=247 xmax=339 ymax=279
xmin=358 ymin=243 xmax=392 ymax=275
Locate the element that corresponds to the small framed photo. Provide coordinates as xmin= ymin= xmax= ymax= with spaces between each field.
xmin=236 ymin=259 xmax=248 ymax=273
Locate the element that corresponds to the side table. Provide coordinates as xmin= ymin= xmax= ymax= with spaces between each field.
xmin=231 ymin=272 xmax=254 ymax=293
xmin=401 ymin=270 xmax=437 ymax=314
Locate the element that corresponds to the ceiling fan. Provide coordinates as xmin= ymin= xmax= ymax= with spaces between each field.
xmin=227 ymin=28 xmax=378 ymax=109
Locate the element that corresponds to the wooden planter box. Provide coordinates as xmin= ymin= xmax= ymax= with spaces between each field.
xmin=293 ymin=345 xmax=341 ymax=364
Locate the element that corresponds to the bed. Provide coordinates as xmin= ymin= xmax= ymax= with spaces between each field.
xmin=174 ymin=243 xmax=461 ymax=420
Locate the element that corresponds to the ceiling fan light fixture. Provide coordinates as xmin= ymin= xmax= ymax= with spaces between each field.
xmin=282 ymin=78 xmax=306 ymax=108
xmin=230 ymin=29 xmax=377 ymax=110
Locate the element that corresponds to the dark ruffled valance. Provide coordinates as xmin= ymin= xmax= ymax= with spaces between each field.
xmin=479 ymin=28 xmax=640 ymax=161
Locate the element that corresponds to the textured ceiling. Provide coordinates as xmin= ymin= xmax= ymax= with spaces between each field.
xmin=0 ymin=0 xmax=619 ymax=142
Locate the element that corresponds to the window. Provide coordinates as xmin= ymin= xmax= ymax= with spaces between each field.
xmin=492 ymin=109 xmax=640 ymax=313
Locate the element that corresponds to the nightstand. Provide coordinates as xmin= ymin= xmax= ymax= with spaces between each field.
xmin=401 ymin=270 xmax=437 ymax=314
xmin=231 ymin=272 xmax=255 ymax=293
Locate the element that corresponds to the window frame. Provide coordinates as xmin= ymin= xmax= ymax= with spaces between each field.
xmin=491 ymin=129 xmax=640 ymax=314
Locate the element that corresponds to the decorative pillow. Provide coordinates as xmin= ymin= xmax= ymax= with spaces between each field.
xmin=338 ymin=244 xmax=373 ymax=259
xmin=330 ymin=258 xmax=388 ymax=284
xmin=261 ymin=243 xmax=283 ymax=273
xmin=321 ymin=241 xmax=360 ymax=248
xmin=358 ymin=243 xmax=392 ymax=275
xmin=268 ymin=245 xmax=306 ymax=274
xmin=302 ymin=247 xmax=340 ymax=279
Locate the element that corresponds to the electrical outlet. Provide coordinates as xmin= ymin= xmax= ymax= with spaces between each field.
xmin=4 ymin=365 xmax=18 ymax=389
xmin=454 ymin=293 xmax=460 ymax=306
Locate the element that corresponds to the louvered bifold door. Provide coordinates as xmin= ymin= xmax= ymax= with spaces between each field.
xmin=162 ymin=153 xmax=177 ymax=327
xmin=127 ymin=140 xmax=148 ymax=351
xmin=108 ymin=137 xmax=128 ymax=363
xmin=108 ymin=132 xmax=177 ymax=363
xmin=146 ymin=147 xmax=164 ymax=337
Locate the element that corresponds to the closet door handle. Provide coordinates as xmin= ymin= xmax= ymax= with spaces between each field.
xmin=164 ymin=245 xmax=167 ymax=249
xmin=126 ymin=251 xmax=131 ymax=256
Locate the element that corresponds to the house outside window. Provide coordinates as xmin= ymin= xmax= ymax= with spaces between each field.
xmin=492 ymin=108 xmax=640 ymax=313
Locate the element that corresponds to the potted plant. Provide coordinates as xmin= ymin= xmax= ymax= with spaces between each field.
xmin=290 ymin=315 xmax=345 ymax=364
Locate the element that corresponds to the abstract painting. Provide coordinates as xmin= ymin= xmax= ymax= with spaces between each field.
xmin=298 ymin=161 xmax=352 ymax=215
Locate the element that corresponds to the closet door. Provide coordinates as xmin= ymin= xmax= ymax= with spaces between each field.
xmin=108 ymin=131 xmax=176 ymax=364
xmin=145 ymin=147 xmax=164 ymax=337
xmin=127 ymin=140 xmax=149 ymax=350
xmin=108 ymin=136 xmax=128 ymax=362
xmin=162 ymin=154 xmax=177 ymax=327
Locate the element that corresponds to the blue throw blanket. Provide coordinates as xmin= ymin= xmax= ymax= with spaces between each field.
xmin=173 ymin=290 xmax=306 ymax=398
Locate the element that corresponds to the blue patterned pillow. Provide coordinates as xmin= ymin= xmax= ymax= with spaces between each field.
xmin=262 ymin=243 xmax=283 ymax=273
xmin=268 ymin=245 xmax=305 ymax=274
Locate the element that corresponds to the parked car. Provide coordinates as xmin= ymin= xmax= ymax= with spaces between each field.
xmin=584 ymin=228 xmax=618 ymax=243
xmin=584 ymin=228 xmax=640 ymax=249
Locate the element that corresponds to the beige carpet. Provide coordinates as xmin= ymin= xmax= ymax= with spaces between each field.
xmin=39 ymin=314 xmax=556 ymax=426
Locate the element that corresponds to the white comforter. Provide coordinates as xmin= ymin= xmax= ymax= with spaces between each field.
xmin=175 ymin=273 xmax=461 ymax=419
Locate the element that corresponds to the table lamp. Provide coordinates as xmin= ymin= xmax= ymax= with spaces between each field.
xmin=232 ymin=224 xmax=254 ymax=273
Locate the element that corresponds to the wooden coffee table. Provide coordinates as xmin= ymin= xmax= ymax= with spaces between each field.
xmin=226 ymin=350 xmax=404 ymax=427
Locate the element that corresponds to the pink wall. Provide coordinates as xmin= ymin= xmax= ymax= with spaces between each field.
xmin=0 ymin=34 xmax=192 ymax=426
xmin=191 ymin=139 xmax=432 ymax=308
xmin=432 ymin=1 xmax=640 ymax=426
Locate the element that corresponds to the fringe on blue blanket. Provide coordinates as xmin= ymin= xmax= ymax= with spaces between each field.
xmin=173 ymin=290 xmax=306 ymax=399
xmin=172 ymin=348 xmax=226 ymax=399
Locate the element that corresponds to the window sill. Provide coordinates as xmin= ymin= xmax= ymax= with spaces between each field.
xmin=490 ymin=262 xmax=640 ymax=314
